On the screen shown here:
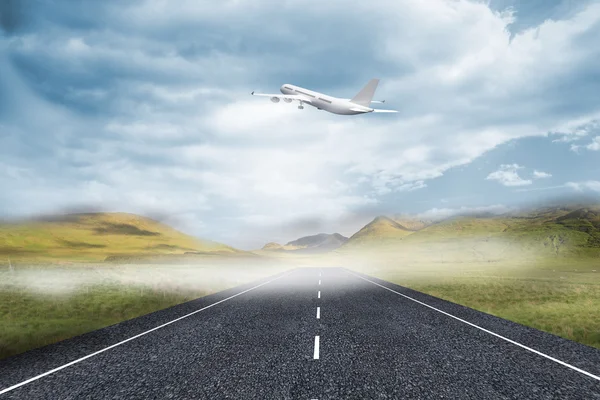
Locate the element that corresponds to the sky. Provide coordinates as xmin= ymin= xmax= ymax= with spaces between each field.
xmin=1 ymin=0 xmax=600 ymax=250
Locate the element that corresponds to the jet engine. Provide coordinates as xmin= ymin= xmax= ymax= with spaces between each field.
xmin=270 ymin=97 xmax=280 ymax=103
xmin=283 ymin=98 xmax=292 ymax=103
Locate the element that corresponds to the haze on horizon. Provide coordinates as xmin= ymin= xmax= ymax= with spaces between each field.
xmin=1 ymin=0 xmax=600 ymax=250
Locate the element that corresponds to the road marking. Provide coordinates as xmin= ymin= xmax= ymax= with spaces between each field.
xmin=346 ymin=270 xmax=600 ymax=383
xmin=319 ymin=271 xmax=321 ymax=277
xmin=316 ymin=307 xmax=320 ymax=319
xmin=318 ymin=279 xmax=321 ymax=285
xmin=0 ymin=272 xmax=293 ymax=396
xmin=318 ymin=291 xmax=321 ymax=299
xmin=314 ymin=336 xmax=320 ymax=359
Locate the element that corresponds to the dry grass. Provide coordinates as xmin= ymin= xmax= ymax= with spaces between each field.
xmin=0 ymin=213 xmax=238 ymax=263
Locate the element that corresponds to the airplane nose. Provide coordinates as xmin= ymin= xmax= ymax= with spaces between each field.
xmin=280 ymin=85 xmax=286 ymax=93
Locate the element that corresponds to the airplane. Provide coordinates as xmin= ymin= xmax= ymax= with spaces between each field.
xmin=250 ymin=78 xmax=398 ymax=115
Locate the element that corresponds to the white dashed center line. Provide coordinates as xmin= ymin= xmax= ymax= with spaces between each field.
xmin=313 ymin=272 xmax=321 ymax=362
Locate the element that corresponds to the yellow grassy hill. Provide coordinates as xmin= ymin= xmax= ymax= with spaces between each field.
xmin=0 ymin=212 xmax=239 ymax=263
xmin=342 ymin=216 xmax=415 ymax=248
xmin=337 ymin=205 xmax=600 ymax=266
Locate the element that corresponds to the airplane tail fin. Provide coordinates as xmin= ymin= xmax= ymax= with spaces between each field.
xmin=350 ymin=78 xmax=380 ymax=106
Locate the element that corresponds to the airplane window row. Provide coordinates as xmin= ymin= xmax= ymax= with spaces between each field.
xmin=297 ymin=90 xmax=316 ymax=98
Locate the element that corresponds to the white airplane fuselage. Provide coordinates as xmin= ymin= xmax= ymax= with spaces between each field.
xmin=279 ymin=84 xmax=373 ymax=115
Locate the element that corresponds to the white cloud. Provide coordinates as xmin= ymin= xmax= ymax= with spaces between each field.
xmin=515 ymin=185 xmax=566 ymax=193
xmin=551 ymin=119 xmax=600 ymax=143
xmin=532 ymin=170 xmax=552 ymax=179
xmin=566 ymin=181 xmax=600 ymax=192
xmin=486 ymin=164 xmax=532 ymax=186
xmin=397 ymin=180 xmax=427 ymax=192
xmin=2 ymin=1 xmax=600 ymax=248
xmin=586 ymin=136 xmax=600 ymax=151
xmin=570 ymin=135 xmax=600 ymax=152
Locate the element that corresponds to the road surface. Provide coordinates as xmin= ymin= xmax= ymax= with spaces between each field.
xmin=1 ymin=267 xmax=599 ymax=399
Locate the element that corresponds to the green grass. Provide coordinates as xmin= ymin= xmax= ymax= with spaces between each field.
xmin=0 ymin=285 xmax=205 ymax=360
xmin=406 ymin=274 xmax=600 ymax=348
xmin=0 ymin=262 xmax=289 ymax=360
xmin=359 ymin=262 xmax=600 ymax=349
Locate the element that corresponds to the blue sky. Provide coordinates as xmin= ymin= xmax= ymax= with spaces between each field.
xmin=1 ymin=0 xmax=599 ymax=249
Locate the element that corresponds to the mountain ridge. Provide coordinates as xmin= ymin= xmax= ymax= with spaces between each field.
xmin=261 ymin=232 xmax=348 ymax=253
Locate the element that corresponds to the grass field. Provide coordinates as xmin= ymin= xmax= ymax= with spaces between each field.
xmin=0 ymin=262 xmax=289 ymax=360
xmin=339 ymin=250 xmax=600 ymax=349
xmin=1 ymin=206 xmax=599 ymax=360
xmin=0 ymin=284 xmax=202 ymax=360
xmin=370 ymin=266 xmax=600 ymax=349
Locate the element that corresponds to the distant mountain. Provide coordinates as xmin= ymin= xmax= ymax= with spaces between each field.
xmin=0 ymin=212 xmax=240 ymax=263
xmin=390 ymin=215 xmax=433 ymax=231
xmin=339 ymin=205 xmax=600 ymax=262
xmin=342 ymin=216 xmax=416 ymax=248
xmin=262 ymin=242 xmax=284 ymax=250
xmin=261 ymin=233 xmax=348 ymax=253
xmin=287 ymin=233 xmax=348 ymax=248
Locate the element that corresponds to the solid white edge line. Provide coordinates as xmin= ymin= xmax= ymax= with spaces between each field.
xmin=318 ymin=291 xmax=321 ymax=299
xmin=318 ymin=280 xmax=321 ymax=285
xmin=0 ymin=271 xmax=294 ymax=395
xmin=345 ymin=269 xmax=600 ymax=382
xmin=316 ymin=307 xmax=320 ymax=319
xmin=314 ymin=336 xmax=320 ymax=359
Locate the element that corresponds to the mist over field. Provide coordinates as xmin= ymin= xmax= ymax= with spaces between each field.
xmin=0 ymin=193 xmax=599 ymax=362
xmin=0 ymin=261 xmax=292 ymax=297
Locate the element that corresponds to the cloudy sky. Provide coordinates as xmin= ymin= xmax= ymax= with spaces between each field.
xmin=1 ymin=0 xmax=600 ymax=249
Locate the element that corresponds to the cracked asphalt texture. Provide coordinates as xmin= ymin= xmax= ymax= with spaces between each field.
xmin=1 ymin=267 xmax=599 ymax=399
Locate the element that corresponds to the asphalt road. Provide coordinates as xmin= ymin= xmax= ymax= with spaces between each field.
xmin=1 ymin=267 xmax=599 ymax=399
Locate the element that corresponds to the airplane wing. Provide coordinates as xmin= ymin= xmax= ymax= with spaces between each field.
xmin=372 ymin=109 xmax=398 ymax=113
xmin=251 ymin=92 xmax=313 ymax=104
